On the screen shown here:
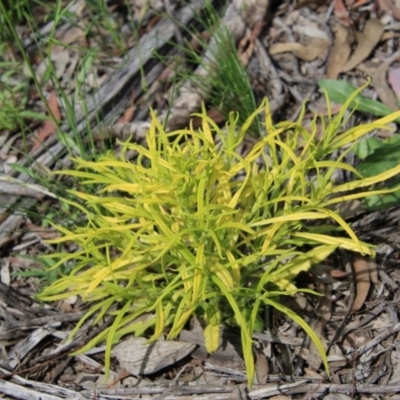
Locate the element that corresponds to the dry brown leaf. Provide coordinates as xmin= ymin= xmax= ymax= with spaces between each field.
xmin=157 ymin=61 xmax=177 ymax=82
xmin=117 ymin=106 xmax=135 ymax=124
xmin=187 ymin=29 xmax=212 ymax=53
xmin=334 ymin=0 xmax=352 ymax=26
xmin=238 ymin=22 xmax=264 ymax=67
xmin=31 ymin=90 xmax=61 ymax=152
xmin=34 ymin=46 xmax=78 ymax=83
xmin=342 ymin=19 xmax=384 ymax=72
xmin=59 ymin=295 xmax=78 ymax=313
xmin=56 ymin=25 xmax=87 ymax=47
xmin=307 ymin=320 xmax=328 ymax=369
xmin=352 ymin=256 xmax=371 ymax=312
xmin=191 ymin=108 xmax=225 ymax=129
xmin=326 ymin=25 xmax=354 ymax=79
xmin=374 ymin=59 xmax=399 ymax=111
xmin=352 ymin=0 xmax=370 ymax=7
xmin=304 ymin=367 xmax=324 ymax=379
xmin=389 ymin=67 xmax=400 ymax=99
xmin=293 ymin=22 xmax=330 ymax=41
xmin=372 ymin=51 xmax=400 ymax=110
xmin=357 ymin=49 xmax=400 ymax=111
xmin=238 ymin=30 xmax=256 ymax=67
xmin=46 ymin=90 xmax=61 ymax=122
xmin=269 ymin=37 xmax=329 ymax=62
xmin=377 ymin=0 xmax=400 ymax=20
xmin=239 ymin=0 xmax=270 ymax=28
xmin=254 ymin=347 xmax=269 ymax=384
xmin=304 ymin=103 xmax=343 ymax=119
xmin=329 ymin=269 xmax=349 ymax=279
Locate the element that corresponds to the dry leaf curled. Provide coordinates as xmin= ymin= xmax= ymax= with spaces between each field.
xmin=342 ymin=19 xmax=384 ymax=72
xmin=327 ymin=25 xmax=354 ymax=79
xmin=269 ymin=37 xmax=329 ymax=62
xmin=352 ymin=256 xmax=371 ymax=312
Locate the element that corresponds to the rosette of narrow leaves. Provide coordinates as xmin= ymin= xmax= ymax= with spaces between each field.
xmin=39 ymin=85 xmax=400 ymax=386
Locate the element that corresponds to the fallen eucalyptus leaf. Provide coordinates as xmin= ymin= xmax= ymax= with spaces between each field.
xmin=326 ymin=25 xmax=354 ymax=79
xmin=342 ymin=19 xmax=384 ymax=72
xmin=352 ymin=256 xmax=370 ymax=312
xmin=389 ymin=68 xmax=400 ymax=100
xmin=111 ymin=337 xmax=196 ymax=376
xmin=269 ymin=37 xmax=329 ymax=61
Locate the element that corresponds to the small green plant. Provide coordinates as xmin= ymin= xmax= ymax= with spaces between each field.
xmin=156 ymin=1 xmax=261 ymax=135
xmin=0 ymin=0 xmax=31 ymax=32
xmin=0 ymin=42 xmax=45 ymax=132
xmin=353 ymin=134 xmax=400 ymax=210
xmin=13 ymin=256 xmax=73 ymax=286
xmin=319 ymin=79 xmax=400 ymax=210
xmin=0 ymin=0 xmax=136 ymax=235
xmin=319 ymin=79 xmax=400 ymax=121
xmin=38 ymin=86 xmax=400 ymax=386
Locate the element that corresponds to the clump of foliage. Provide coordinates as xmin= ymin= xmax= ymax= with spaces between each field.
xmin=320 ymin=79 xmax=400 ymax=210
xmin=155 ymin=0 xmax=261 ymax=135
xmin=0 ymin=43 xmax=32 ymax=132
xmin=38 ymin=86 xmax=400 ymax=386
xmin=185 ymin=3 xmax=262 ymax=135
xmin=354 ymin=134 xmax=400 ymax=210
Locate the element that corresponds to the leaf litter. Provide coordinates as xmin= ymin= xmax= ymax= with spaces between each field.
xmin=1 ymin=0 xmax=400 ymax=398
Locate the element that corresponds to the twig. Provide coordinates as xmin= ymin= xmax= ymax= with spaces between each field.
xmin=0 ymin=175 xmax=57 ymax=199
xmin=350 ymin=321 xmax=400 ymax=361
xmin=0 ymin=351 xmax=76 ymax=380
xmin=249 ymin=382 xmax=400 ymax=398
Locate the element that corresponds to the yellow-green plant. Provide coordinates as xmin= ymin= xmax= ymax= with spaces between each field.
xmin=38 ymin=86 xmax=400 ymax=386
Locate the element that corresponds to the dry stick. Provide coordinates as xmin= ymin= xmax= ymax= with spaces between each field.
xmin=0 ymin=314 xmax=87 ymax=340
xmin=0 ymin=367 xmax=86 ymax=400
xmin=0 ymin=178 xmax=57 ymax=199
xmin=81 ymin=380 xmax=400 ymax=398
xmin=252 ymin=331 xmax=303 ymax=346
xmin=48 ymin=356 xmax=72 ymax=384
xmin=249 ymin=382 xmax=400 ymax=398
xmin=0 ymin=319 xmax=113 ymax=380
xmin=33 ymin=317 xmax=113 ymax=365
xmin=350 ymin=321 xmax=400 ymax=362
xmin=0 ymin=281 xmax=36 ymax=315
xmin=91 ymin=385 xmax=234 ymax=397
xmin=163 ymin=0 xmax=185 ymax=55
xmin=0 ymin=352 xmax=74 ymax=380
xmin=299 ymin=380 xmax=325 ymax=400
